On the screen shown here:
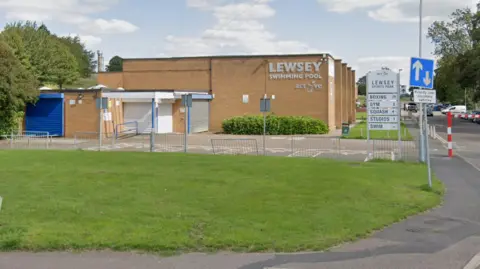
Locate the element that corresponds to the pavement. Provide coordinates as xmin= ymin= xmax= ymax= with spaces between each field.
xmin=428 ymin=114 xmax=480 ymax=169
xmin=2 ymin=117 xmax=480 ymax=268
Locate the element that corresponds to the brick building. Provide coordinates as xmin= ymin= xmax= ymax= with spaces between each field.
xmin=97 ymin=54 xmax=356 ymax=134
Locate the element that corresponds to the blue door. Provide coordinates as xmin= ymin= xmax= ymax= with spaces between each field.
xmin=26 ymin=93 xmax=64 ymax=136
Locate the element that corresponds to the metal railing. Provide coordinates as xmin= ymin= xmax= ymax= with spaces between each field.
xmin=74 ymin=132 xmax=116 ymax=151
xmin=0 ymin=132 xmax=51 ymax=149
xmin=115 ymin=121 xmax=139 ymax=139
xmin=211 ymin=138 xmax=259 ymax=155
xmin=2 ymin=131 xmax=421 ymax=162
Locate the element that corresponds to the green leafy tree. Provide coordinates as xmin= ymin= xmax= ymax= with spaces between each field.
xmin=58 ymin=35 xmax=97 ymax=78
xmin=107 ymin=56 xmax=123 ymax=72
xmin=0 ymin=41 xmax=38 ymax=134
xmin=428 ymin=2 xmax=480 ymax=103
xmin=1 ymin=21 xmax=80 ymax=88
xmin=49 ymin=40 xmax=80 ymax=89
xmin=357 ymin=75 xmax=366 ymax=95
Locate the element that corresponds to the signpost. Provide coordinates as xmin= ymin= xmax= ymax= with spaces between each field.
xmin=409 ymin=56 xmax=435 ymax=188
xmin=182 ymin=94 xmax=193 ymax=153
xmin=260 ymin=96 xmax=271 ymax=156
xmin=366 ymin=69 xmax=401 ymax=158
xmin=96 ymin=97 xmax=108 ymax=151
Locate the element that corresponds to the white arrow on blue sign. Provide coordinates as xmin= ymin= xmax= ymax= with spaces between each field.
xmin=410 ymin=57 xmax=435 ymax=89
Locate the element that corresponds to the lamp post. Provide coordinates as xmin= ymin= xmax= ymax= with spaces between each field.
xmin=417 ymin=0 xmax=426 ymax=163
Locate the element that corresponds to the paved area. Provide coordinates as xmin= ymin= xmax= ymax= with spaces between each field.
xmin=0 ymin=132 xmax=420 ymax=162
xmin=428 ymin=114 xmax=480 ymax=169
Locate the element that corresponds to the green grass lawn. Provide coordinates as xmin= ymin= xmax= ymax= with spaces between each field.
xmin=358 ymin=95 xmax=366 ymax=106
xmin=0 ymin=151 xmax=442 ymax=253
xmin=356 ymin=112 xmax=366 ymax=120
xmin=343 ymin=122 xmax=413 ymax=140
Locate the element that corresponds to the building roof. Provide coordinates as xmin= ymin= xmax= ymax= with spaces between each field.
xmin=122 ymin=53 xmax=335 ymax=62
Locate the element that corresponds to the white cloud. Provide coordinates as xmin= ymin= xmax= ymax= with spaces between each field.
xmin=317 ymin=0 xmax=477 ymax=23
xmin=0 ymin=0 xmax=138 ymax=34
xmin=63 ymin=33 xmax=102 ymax=47
xmin=355 ymin=56 xmax=411 ymax=84
xmin=79 ymin=19 xmax=138 ymax=34
xmin=163 ymin=0 xmax=322 ymax=56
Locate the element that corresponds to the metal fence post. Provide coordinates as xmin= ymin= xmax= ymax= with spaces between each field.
xmin=150 ymin=98 xmax=155 ymax=153
xmin=74 ymin=133 xmax=77 ymax=149
xmin=263 ymin=112 xmax=266 ymax=156
xmin=290 ymin=135 xmax=294 ymax=156
xmin=112 ymin=130 xmax=116 ymax=148
xmin=9 ymin=132 xmax=13 ymax=149
xmin=337 ymin=138 xmax=341 ymax=157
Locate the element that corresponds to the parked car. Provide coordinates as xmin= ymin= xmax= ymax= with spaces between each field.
xmin=427 ymin=106 xmax=433 ymax=116
xmin=471 ymin=111 xmax=480 ymax=122
xmin=461 ymin=112 xmax=470 ymax=119
xmin=406 ymin=102 xmax=417 ymax=112
xmin=442 ymin=105 xmax=467 ymax=114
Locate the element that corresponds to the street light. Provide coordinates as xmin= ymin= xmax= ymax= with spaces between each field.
xmin=399 ymin=68 xmax=403 ymax=93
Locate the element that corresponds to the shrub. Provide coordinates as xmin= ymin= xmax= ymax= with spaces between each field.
xmin=222 ymin=115 xmax=329 ymax=135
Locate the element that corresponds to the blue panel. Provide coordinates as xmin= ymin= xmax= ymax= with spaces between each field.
xmin=26 ymin=98 xmax=64 ymax=136
xmin=192 ymin=94 xmax=213 ymax=100
xmin=409 ymin=57 xmax=435 ymax=89
xmin=39 ymin=93 xmax=64 ymax=99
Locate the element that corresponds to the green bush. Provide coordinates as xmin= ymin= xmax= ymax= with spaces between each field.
xmin=222 ymin=115 xmax=329 ymax=135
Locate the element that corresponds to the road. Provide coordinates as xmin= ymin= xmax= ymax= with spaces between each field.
xmin=1 ymin=118 xmax=480 ymax=269
xmin=428 ymin=114 xmax=480 ymax=169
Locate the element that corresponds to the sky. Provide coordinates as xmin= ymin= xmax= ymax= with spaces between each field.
xmin=0 ymin=0 xmax=478 ymax=86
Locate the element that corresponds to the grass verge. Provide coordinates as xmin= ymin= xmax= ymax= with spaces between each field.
xmin=342 ymin=122 xmax=413 ymax=140
xmin=356 ymin=112 xmax=366 ymax=121
xmin=0 ymin=151 xmax=442 ymax=252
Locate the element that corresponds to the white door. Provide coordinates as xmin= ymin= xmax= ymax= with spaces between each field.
xmin=124 ymin=102 xmax=152 ymax=134
xmin=157 ymin=103 xmax=173 ymax=133
xmin=190 ymin=100 xmax=210 ymax=133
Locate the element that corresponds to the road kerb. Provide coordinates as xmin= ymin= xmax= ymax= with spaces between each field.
xmin=463 ymin=252 xmax=480 ymax=269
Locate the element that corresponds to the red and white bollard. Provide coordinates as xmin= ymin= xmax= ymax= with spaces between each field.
xmin=447 ymin=112 xmax=453 ymax=157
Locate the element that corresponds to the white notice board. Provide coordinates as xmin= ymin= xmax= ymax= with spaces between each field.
xmin=366 ymin=69 xmax=401 ymax=138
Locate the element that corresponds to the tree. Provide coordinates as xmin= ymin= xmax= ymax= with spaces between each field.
xmin=0 ymin=28 xmax=31 ymax=71
xmin=427 ymin=2 xmax=480 ymax=103
xmin=58 ymin=35 xmax=97 ymax=77
xmin=49 ymin=40 xmax=79 ymax=89
xmin=106 ymin=56 xmax=123 ymax=72
xmin=1 ymin=21 xmax=80 ymax=88
xmin=356 ymin=75 xmax=366 ymax=95
xmin=427 ymin=7 xmax=476 ymax=58
xmin=0 ymin=41 xmax=38 ymax=134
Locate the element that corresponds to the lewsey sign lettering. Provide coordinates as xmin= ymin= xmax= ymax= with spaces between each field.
xmin=369 ymin=123 xmax=398 ymax=130
xmin=268 ymin=61 xmax=323 ymax=80
xmin=368 ymin=116 xmax=397 ymax=123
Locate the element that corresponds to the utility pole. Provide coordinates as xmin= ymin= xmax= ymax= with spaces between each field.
xmin=418 ymin=0 xmax=426 ymax=163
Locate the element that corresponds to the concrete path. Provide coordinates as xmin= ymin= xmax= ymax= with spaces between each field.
xmin=1 ymin=129 xmax=480 ymax=268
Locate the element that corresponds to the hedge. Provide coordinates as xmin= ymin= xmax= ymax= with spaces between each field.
xmin=222 ymin=115 xmax=329 ymax=135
